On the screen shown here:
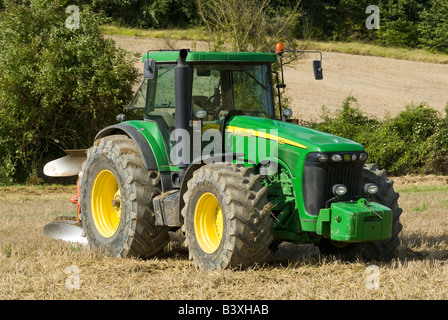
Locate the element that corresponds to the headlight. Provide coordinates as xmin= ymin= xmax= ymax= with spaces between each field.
xmin=364 ymin=183 xmax=379 ymax=195
xmin=317 ymin=154 xmax=329 ymax=163
xmin=359 ymin=152 xmax=368 ymax=161
xmin=332 ymin=184 xmax=348 ymax=197
xmin=331 ymin=154 xmax=342 ymax=162
xmin=282 ymin=108 xmax=293 ymax=118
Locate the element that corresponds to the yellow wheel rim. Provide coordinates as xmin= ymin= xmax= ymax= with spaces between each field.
xmin=91 ymin=169 xmax=121 ymax=238
xmin=194 ymin=192 xmax=223 ymax=254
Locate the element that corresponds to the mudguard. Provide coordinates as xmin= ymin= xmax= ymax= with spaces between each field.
xmin=95 ymin=123 xmax=158 ymax=170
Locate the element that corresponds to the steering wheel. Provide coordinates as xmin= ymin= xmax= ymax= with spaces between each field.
xmin=203 ymin=94 xmax=228 ymax=115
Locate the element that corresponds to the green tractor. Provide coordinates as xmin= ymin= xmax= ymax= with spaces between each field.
xmin=44 ymin=45 xmax=402 ymax=270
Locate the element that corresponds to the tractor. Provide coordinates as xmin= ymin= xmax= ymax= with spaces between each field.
xmin=43 ymin=44 xmax=402 ymax=270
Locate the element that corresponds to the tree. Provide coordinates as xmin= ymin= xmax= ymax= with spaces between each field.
xmin=71 ymin=0 xmax=200 ymax=29
xmin=0 ymin=0 xmax=139 ymax=184
xmin=418 ymin=0 xmax=448 ymax=53
xmin=197 ymin=0 xmax=301 ymax=52
xmin=375 ymin=0 xmax=427 ymax=48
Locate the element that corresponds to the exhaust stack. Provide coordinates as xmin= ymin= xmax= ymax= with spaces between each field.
xmin=174 ymin=49 xmax=191 ymax=177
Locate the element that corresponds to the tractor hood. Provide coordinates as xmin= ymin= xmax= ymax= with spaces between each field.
xmin=226 ymin=116 xmax=364 ymax=153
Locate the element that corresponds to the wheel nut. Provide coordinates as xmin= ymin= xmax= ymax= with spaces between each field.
xmin=112 ymin=199 xmax=121 ymax=207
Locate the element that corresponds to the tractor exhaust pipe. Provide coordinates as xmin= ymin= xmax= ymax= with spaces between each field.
xmin=174 ymin=49 xmax=191 ymax=178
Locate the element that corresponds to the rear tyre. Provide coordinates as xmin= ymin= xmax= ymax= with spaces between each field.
xmin=181 ymin=164 xmax=273 ymax=270
xmin=79 ymin=135 xmax=170 ymax=258
xmin=317 ymin=164 xmax=403 ymax=261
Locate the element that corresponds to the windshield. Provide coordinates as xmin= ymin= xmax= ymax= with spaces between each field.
xmin=192 ymin=63 xmax=274 ymax=120
xmin=126 ymin=63 xmax=276 ymax=126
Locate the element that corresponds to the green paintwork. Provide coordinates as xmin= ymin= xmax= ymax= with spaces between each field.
xmin=265 ymin=167 xmax=320 ymax=244
xmin=124 ymin=120 xmax=175 ymax=172
xmin=316 ymin=198 xmax=392 ymax=242
xmin=143 ymin=51 xmax=278 ymax=63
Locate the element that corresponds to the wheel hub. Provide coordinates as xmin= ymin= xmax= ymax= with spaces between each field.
xmin=194 ymin=192 xmax=223 ymax=254
xmin=91 ymin=169 xmax=121 ymax=238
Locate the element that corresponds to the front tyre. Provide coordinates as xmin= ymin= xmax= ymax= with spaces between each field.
xmin=79 ymin=135 xmax=170 ymax=258
xmin=181 ymin=164 xmax=273 ymax=270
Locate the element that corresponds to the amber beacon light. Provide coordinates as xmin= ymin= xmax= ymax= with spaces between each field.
xmin=275 ymin=42 xmax=285 ymax=55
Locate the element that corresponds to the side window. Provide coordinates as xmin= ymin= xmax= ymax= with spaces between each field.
xmin=231 ymin=65 xmax=269 ymax=117
xmin=190 ymin=64 xmax=270 ymax=120
xmin=191 ymin=68 xmax=222 ymax=121
xmin=126 ymin=79 xmax=148 ymax=119
xmin=146 ymin=65 xmax=176 ymax=130
xmin=192 ymin=69 xmax=221 ymax=101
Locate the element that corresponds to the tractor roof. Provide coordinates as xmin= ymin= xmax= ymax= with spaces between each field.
xmin=142 ymin=50 xmax=278 ymax=63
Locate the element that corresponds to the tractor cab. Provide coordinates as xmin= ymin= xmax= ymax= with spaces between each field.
xmin=124 ymin=50 xmax=279 ymax=164
xmin=128 ymin=58 xmax=275 ymax=123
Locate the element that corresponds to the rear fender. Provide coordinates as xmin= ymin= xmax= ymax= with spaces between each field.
xmin=95 ymin=123 xmax=176 ymax=192
xmin=95 ymin=123 xmax=158 ymax=170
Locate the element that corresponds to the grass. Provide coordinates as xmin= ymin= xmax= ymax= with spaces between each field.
xmin=298 ymin=40 xmax=448 ymax=64
xmin=1 ymin=178 xmax=448 ymax=300
xmin=100 ymin=25 xmax=209 ymax=41
xmin=100 ymin=25 xmax=448 ymax=64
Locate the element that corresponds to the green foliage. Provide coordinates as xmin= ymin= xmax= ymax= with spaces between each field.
xmin=366 ymin=105 xmax=441 ymax=174
xmin=374 ymin=0 xmax=424 ymax=48
xmin=72 ymin=0 xmax=200 ymax=29
xmin=140 ymin=0 xmax=200 ymax=29
xmin=296 ymin=0 xmax=447 ymax=54
xmin=314 ymin=97 xmax=448 ymax=176
xmin=316 ymin=96 xmax=379 ymax=142
xmin=417 ymin=0 xmax=448 ymax=53
xmin=0 ymin=0 xmax=139 ymax=184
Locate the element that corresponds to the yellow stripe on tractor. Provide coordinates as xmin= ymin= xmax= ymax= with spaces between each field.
xmin=226 ymin=126 xmax=307 ymax=150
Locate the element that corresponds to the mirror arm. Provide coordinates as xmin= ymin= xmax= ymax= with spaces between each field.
xmin=278 ymin=54 xmax=286 ymax=89
xmin=271 ymin=71 xmax=283 ymax=119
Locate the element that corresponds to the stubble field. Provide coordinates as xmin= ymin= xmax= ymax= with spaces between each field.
xmin=1 ymin=176 xmax=448 ymax=300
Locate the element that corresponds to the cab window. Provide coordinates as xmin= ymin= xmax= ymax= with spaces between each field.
xmin=191 ymin=63 xmax=273 ymax=121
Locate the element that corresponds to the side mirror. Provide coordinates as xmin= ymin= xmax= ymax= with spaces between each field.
xmin=143 ymin=59 xmax=156 ymax=79
xmin=313 ymin=60 xmax=323 ymax=80
xmin=116 ymin=113 xmax=127 ymax=123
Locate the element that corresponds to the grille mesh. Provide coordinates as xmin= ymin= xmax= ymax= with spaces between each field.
xmin=302 ymin=153 xmax=364 ymax=216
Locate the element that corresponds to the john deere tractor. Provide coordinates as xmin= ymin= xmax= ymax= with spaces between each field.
xmin=44 ymin=45 xmax=402 ymax=270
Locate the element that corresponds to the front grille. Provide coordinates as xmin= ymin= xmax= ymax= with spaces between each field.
xmin=302 ymin=152 xmax=364 ymax=216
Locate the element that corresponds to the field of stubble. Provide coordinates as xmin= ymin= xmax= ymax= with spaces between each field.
xmin=1 ymin=175 xmax=448 ymax=300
